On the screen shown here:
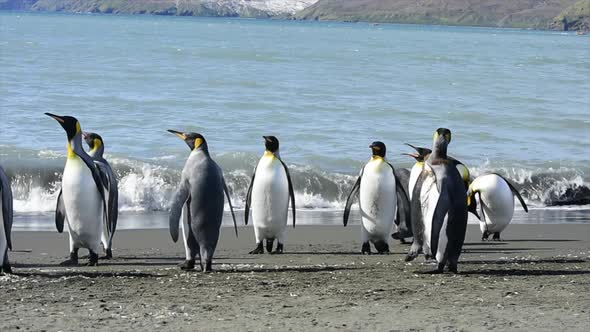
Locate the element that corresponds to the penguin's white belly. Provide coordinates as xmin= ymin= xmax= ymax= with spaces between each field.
xmin=408 ymin=163 xmax=423 ymax=200
xmin=359 ymin=160 xmax=396 ymax=241
xmin=477 ymin=175 xmax=515 ymax=233
xmin=62 ymin=158 xmax=102 ymax=248
xmin=251 ymin=157 xmax=289 ymax=239
xmin=420 ymin=171 xmax=440 ymax=256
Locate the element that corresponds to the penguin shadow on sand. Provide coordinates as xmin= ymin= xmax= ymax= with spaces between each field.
xmin=11 ymin=269 xmax=162 ymax=279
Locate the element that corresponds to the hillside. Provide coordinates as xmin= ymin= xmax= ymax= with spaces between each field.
xmin=295 ymin=0 xmax=587 ymax=30
xmin=0 ymin=0 xmax=317 ymax=17
xmin=1 ymin=0 xmax=589 ymax=30
xmin=551 ymin=0 xmax=590 ymax=30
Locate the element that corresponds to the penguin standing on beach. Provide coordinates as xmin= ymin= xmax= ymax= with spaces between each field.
xmin=46 ymin=113 xmax=110 ymax=266
xmin=0 ymin=165 xmax=13 ymax=274
xmin=83 ymin=132 xmax=118 ymax=259
xmin=343 ymin=142 xmax=410 ymax=254
xmin=168 ymin=130 xmax=238 ymax=272
xmin=244 ymin=136 xmax=296 ymax=254
xmin=467 ymin=173 xmax=528 ymax=241
xmin=405 ymin=128 xmax=468 ymax=273
xmin=391 ymin=167 xmax=413 ymax=243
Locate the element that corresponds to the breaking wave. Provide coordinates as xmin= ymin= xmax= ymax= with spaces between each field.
xmin=2 ymin=153 xmax=589 ymax=214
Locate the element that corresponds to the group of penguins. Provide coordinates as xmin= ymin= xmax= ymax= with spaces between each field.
xmin=0 ymin=114 xmax=529 ymax=275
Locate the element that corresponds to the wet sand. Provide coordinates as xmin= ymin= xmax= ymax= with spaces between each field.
xmin=1 ymin=224 xmax=589 ymax=331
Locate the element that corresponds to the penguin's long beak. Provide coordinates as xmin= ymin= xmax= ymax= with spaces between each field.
xmin=45 ymin=112 xmax=65 ymax=123
xmin=263 ymin=136 xmax=271 ymax=142
xmin=401 ymin=152 xmax=420 ymax=158
xmin=167 ymin=129 xmax=187 ymax=140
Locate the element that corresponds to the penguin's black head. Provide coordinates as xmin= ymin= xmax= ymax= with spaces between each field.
xmin=432 ymin=128 xmax=452 ymax=157
xmin=168 ymin=130 xmax=207 ymax=151
xmin=45 ymin=113 xmax=81 ymax=141
xmin=403 ymin=143 xmax=432 ymax=162
xmin=369 ymin=141 xmax=386 ymax=158
xmin=263 ymin=136 xmax=279 ymax=153
xmin=434 ymin=128 xmax=452 ymax=145
xmin=82 ymin=132 xmax=103 ymax=150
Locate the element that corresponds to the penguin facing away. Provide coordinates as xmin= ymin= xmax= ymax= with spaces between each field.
xmin=405 ymin=128 xmax=468 ymax=273
xmin=45 ymin=113 xmax=109 ymax=266
xmin=0 ymin=165 xmax=13 ymax=274
xmin=83 ymin=132 xmax=118 ymax=259
xmin=245 ymin=136 xmax=296 ymax=255
xmin=467 ymin=173 xmax=528 ymax=241
xmin=168 ymin=130 xmax=238 ymax=272
xmin=343 ymin=141 xmax=410 ymax=254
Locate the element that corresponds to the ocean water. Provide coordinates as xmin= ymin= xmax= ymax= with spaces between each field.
xmin=1 ymin=12 xmax=589 ymax=229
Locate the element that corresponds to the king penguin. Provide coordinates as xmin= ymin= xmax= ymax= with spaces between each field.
xmin=0 ymin=165 xmax=13 ymax=274
xmin=46 ymin=113 xmax=110 ymax=266
xmin=467 ymin=173 xmax=528 ymax=241
xmin=244 ymin=136 xmax=296 ymax=254
xmin=168 ymin=130 xmax=238 ymax=272
xmin=405 ymin=128 xmax=468 ymax=273
xmin=83 ymin=132 xmax=118 ymax=259
xmin=343 ymin=142 xmax=410 ymax=254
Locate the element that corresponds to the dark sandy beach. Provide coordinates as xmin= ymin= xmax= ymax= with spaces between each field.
xmin=1 ymin=224 xmax=589 ymax=331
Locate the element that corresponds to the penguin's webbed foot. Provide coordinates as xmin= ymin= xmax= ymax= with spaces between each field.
xmin=99 ymin=248 xmax=113 ymax=260
xmin=424 ymin=254 xmax=433 ymax=261
xmin=180 ymin=259 xmax=195 ymax=270
xmin=265 ymin=239 xmax=274 ymax=253
xmin=481 ymin=231 xmax=490 ymax=241
xmin=374 ymin=241 xmax=390 ymax=254
xmin=60 ymin=252 xmax=79 ymax=266
xmin=86 ymin=252 xmax=99 ymax=266
xmin=201 ymin=261 xmax=213 ymax=273
xmin=492 ymin=233 xmax=501 ymax=241
xmin=249 ymin=242 xmax=264 ymax=255
xmin=361 ymin=242 xmax=371 ymax=255
xmin=430 ymin=263 xmax=445 ymax=274
xmin=1 ymin=262 xmax=12 ymax=274
xmin=271 ymin=243 xmax=284 ymax=255
xmin=448 ymin=263 xmax=458 ymax=274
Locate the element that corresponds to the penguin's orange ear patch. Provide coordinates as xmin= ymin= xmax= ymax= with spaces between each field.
xmin=195 ymin=138 xmax=203 ymax=149
xmin=373 ymin=146 xmax=381 ymax=151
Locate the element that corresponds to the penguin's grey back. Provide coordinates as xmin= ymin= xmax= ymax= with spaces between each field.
xmin=183 ymin=152 xmax=225 ymax=239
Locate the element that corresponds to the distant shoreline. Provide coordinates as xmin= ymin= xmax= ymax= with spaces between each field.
xmin=1 ymin=0 xmax=589 ymax=32
xmin=1 ymin=9 xmax=588 ymax=33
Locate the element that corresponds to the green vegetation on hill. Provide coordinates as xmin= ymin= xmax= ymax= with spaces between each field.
xmin=552 ymin=0 xmax=590 ymax=30
xmin=295 ymin=0 xmax=588 ymax=30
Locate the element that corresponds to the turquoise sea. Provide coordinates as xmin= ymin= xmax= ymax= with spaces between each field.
xmin=1 ymin=12 xmax=589 ymax=229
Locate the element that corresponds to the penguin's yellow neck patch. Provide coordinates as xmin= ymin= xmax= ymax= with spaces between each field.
xmin=416 ymin=161 xmax=424 ymax=166
xmin=194 ymin=138 xmax=203 ymax=150
xmin=263 ymin=150 xmax=276 ymax=159
xmin=67 ymin=142 xmax=77 ymax=159
xmin=91 ymin=138 xmax=102 ymax=153
xmin=371 ymin=155 xmax=383 ymax=161
xmin=75 ymin=121 xmax=81 ymax=134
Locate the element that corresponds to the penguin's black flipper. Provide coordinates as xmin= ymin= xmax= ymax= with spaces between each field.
xmin=95 ymin=161 xmax=118 ymax=241
xmin=169 ymin=181 xmax=190 ymax=243
xmin=80 ymin=154 xmax=109 ymax=233
xmin=492 ymin=173 xmax=528 ymax=213
xmin=389 ymin=163 xmax=412 ymax=237
xmin=478 ymin=192 xmax=486 ymax=224
xmin=0 ymin=168 xmax=13 ymax=250
xmin=222 ymin=177 xmax=239 ymax=238
xmin=244 ymin=167 xmax=256 ymax=226
xmin=343 ymin=169 xmax=363 ymax=227
xmin=279 ymin=159 xmax=296 ymax=228
xmin=55 ymin=189 xmax=65 ymax=234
